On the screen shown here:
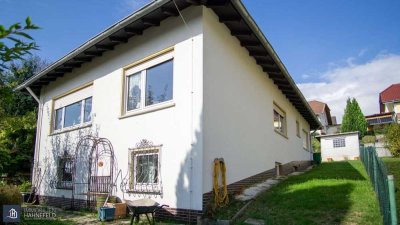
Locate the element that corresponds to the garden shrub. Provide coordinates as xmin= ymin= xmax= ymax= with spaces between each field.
xmin=385 ymin=123 xmax=400 ymax=156
xmin=0 ymin=184 xmax=23 ymax=205
xmin=362 ymin=135 xmax=376 ymax=144
xmin=0 ymin=184 xmax=23 ymax=217
xmin=19 ymin=180 xmax=32 ymax=192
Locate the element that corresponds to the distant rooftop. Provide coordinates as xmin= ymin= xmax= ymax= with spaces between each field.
xmin=365 ymin=112 xmax=395 ymax=126
xmin=380 ymin=83 xmax=400 ymax=103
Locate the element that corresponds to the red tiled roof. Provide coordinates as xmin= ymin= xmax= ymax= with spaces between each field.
xmin=380 ymin=83 xmax=400 ymax=103
xmin=308 ymin=100 xmax=326 ymax=114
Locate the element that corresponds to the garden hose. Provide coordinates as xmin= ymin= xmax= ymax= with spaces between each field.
xmin=213 ymin=158 xmax=229 ymax=207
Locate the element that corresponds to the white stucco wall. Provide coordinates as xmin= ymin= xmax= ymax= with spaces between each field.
xmin=36 ymin=6 xmax=204 ymax=210
xmin=320 ymin=132 xmax=360 ymax=161
xmin=202 ymin=8 xmax=311 ymax=194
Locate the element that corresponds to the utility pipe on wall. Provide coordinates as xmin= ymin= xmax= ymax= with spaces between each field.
xmin=26 ymin=87 xmax=43 ymax=191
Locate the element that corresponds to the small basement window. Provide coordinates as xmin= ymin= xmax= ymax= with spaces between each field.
xmin=273 ymin=103 xmax=287 ymax=136
xmin=57 ymin=156 xmax=73 ymax=189
xmin=333 ymin=138 xmax=346 ymax=148
xmin=129 ymin=146 xmax=162 ymax=194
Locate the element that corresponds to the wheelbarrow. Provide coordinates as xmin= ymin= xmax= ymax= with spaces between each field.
xmin=125 ymin=199 xmax=169 ymax=225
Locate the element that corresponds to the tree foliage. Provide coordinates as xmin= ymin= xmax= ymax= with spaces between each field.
xmin=385 ymin=123 xmax=400 ymax=156
xmin=341 ymin=98 xmax=368 ymax=138
xmin=0 ymin=57 xmax=47 ymax=178
xmin=0 ymin=17 xmax=39 ymax=71
xmin=312 ymin=136 xmax=321 ymax=152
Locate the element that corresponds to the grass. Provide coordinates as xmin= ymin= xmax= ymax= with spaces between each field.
xmin=20 ymin=219 xmax=74 ymax=225
xmin=213 ymin=197 xmax=248 ymax=219
xmin=228 ymin=161 xmax=383 ymax=225
xmin=382 ymin=157 xmax=400 ymax=220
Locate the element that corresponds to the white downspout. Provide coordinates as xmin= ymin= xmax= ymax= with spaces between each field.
xmin=26 ymin=87 xmax=43 ymax=189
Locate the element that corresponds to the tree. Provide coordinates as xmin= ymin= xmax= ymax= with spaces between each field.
xmin=341 ymin=98 xmax=368 ymax=138
xmin=0 ymin=17 xmax=39 ymax=71
xmin=385 ymin=124 xmax=400 ymax=156
xmin=0 ymin=57 xmax=47 ymax=178
xmin=312 ymin=137 xmax=321 ymax=152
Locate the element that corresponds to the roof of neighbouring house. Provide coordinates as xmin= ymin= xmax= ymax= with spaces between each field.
xmin=380 ymin=83 xmax=400 ymax=103
xmin=316 ymin=131 xmax=359 ymax=140
xmin=15 ymin=0 xmax=321 ymax=129
xmin=308 ymin=100 xmax=328 ymax=114
xmin=308 ymin=100 xmax=333 ymax=125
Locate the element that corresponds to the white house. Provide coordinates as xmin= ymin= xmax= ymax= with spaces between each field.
xmin=319 ymin=132 xmax=360 ymax=162
xmin=17 ymin=0 xmax=320 ymax=222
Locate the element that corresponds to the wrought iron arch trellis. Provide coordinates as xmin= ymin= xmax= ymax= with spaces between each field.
xmin=71 ymin=135 xmax=116 ymax=210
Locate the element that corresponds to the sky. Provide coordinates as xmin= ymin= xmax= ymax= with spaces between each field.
xmin=2 ymin=0 xmax=400 ymax=122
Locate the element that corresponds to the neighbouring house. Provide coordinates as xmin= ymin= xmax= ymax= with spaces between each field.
xmin=308 ymin=100 xmax=337 ymax=134
xmin=17 ymin=0 xmax=320 ymax=222
xmin=318 ymin=132 xmax=360 ymax=161
xmin=365 ymin=112 xmax=396 ymax=132
xmin=365 ymin=83 xmax=400 ymax=132
xmin=379 ymin=83 xmax=400 ymax=123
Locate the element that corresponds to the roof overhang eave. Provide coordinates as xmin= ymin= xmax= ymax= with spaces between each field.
xmin=15 ymin=0 xmax=170 ymax=91
xmin=231 ymin=0 xmax=321 ymax=129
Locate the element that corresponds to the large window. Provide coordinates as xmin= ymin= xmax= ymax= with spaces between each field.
xmin=125 ymin=51 xmax=173 ymax=114
xmin=53 ymin=97 xmax=92 ymax=131
xmin=333 ymin=138 xmax=346 ymax=148
xmin=129 ymin=147 xmax=161 ymax=193
xmin=273 ymin=103 xmax=287 ymax=136
xmin=57 ymin=156 xmax=73 ymax=189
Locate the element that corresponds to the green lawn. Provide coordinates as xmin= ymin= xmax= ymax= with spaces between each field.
xmin=231 ymin=161 xmax=382 ymax=225
xmin=382 ymin=157 xmax=400 ymax=220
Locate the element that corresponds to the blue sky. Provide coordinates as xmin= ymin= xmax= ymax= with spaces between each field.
xmin=2 ymin=0 xmax=400 ymax=121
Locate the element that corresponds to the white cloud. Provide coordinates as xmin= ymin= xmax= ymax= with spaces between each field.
xmin=298 ymin=54 xmax=400 ymax=123
xmin=301 ymin=74 xmax=311 ymax=79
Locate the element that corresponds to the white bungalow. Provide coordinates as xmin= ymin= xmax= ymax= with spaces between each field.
xmin=17 ymin=0 xmax=320 ymax=222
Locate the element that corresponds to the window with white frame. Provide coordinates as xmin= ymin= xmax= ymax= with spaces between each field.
xmin=53 ymin=85 xmax=93 ymax=132
xmin=273 ymin=103 xmax=286 ymax=136
xmin=54 ymin=97 xmax=92 ymax=131
xmin=302 ymin=130 xmax=309 ymax=150
xmin=129 ymin=147 xmax=161 ymax=193
xmin=333 ymin=138 xmax=346 ymax=148
xmin=125 ymin=51 xmax=173 ymax=113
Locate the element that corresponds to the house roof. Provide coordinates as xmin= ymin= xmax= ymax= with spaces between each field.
xmin=316 ymin=131 xmax=359 ymax=139
xmin=380 ymin=83 xmax=400 ymax=103
xmin=308 ymin=100 xmax=333 ymax=125
xmin=365 ymin=112 xmax=394 ymax=119
xmin=308 ymin=100 xmax=326 ymax=114
xmin=16 ymin=0 xmax=321 ymax=129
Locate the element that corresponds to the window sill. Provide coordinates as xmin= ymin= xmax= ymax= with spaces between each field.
xmin=274 ymin=129 xmax=288 ymax=139
xmin=55 ymin=187 xmax=73 ymax=190
xmin=50 ymin=123 xmax=92 ymax=136
xmin=127 ymin=190 xmax=161 ymax=195
xmin=120 ymin=101 xmax=175 ymax=119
